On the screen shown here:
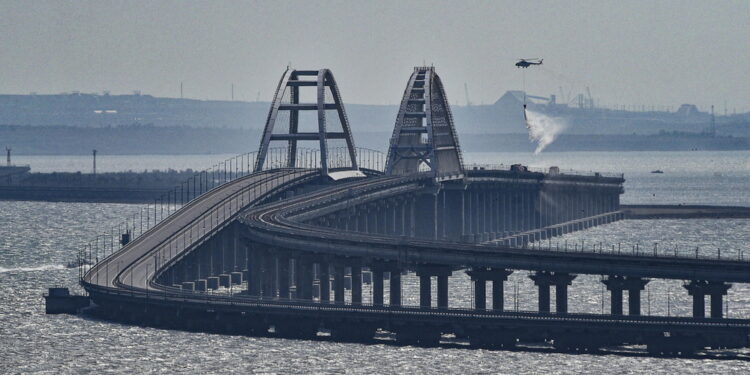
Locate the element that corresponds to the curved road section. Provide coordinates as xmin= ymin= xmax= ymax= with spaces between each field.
xmin=82 ymin=169 xmax=750 ymax=354
xmin=83 ymin=169 xmax=318 ymax=291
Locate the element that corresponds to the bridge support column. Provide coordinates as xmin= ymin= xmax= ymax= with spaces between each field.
xmin=467 ymin=268 xmax=512 ymax=311
xmin=377 ymin=204 xmax=387 ymax=235
xmin=707 ymin=282 xmax=730 ymax=319
xmin=443 ymin=189 xmax=465 ymax=241
xmin=356 ymin=209 xmax=365 ymax=233
xmin=478 ymin=190 xmax=487 ymax=242
xmin=414 ymin=193 xmax=437 ymax=240
xmin=262 ymin=251 xmax=277 ymax=298
xmin=367 ymin=206 xmax=377 ymax=234
xmin=473 ymin=190 xmax=481 ymax=242
xmin=473 ymin=276 xmax=487 ymax=310
xmin=626 ymin=277 xmax=648 ymax=315
xmin=372 ymin=266 xmax=384 ymax=305
xmin=318 ymin=261 xmax=330 ymax=303
xmin=684 ymin=280 xmax=706 ymax=318
xmin=295 ymin=257 xmax=314 ymax=300
xmin=488 ymin=190 xmax=499 ymax=240
xmin=394 ymin=199 xmax=405 ymax=236
xmin=247 ymin=244 xmax=262 ymax=296
xmin=603 ymin=276 xmax=648 ymax=316
xmin=686 ymin=280 xmax=731 ymax=318
xmin=554 ymin=273 xmax=575 ymax=313
xmin=277 ymin=255 xmax=290 ymax=299
xmin=419 ymin=274 xmax=431 ymax=308
xmin=437 ymin=275 xmax=449 ymax=309
xmin=390 ymin=269 xmax=402 ymax=306
xmin=222 ymin=229 xmax=236 ymax=273
xmin=530 ymin=271 xmax=576 ymax=313
xmin=333 ymin=264 xmax=345 ymax=303
xmin=417 ymin=265 xmax=452 ymax=309
xmin=351 ymin=266 xmax=362 ymax=304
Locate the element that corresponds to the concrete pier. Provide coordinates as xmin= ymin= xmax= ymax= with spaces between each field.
xmin=684 ymin=280 xmax=731 ymax=318
xmin=529 ymin=271 xmax=576 ymax=313
xmin=416 ymin=265 xmax=452 ymax=309
xmin=603 ymin=276 xmax=649 ymax=316
xmin=466 ymin=268 xmax=512 ymax=311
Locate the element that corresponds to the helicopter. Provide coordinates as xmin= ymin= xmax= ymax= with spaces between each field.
xmin=515 ymin=58 xmax=543 ymax=68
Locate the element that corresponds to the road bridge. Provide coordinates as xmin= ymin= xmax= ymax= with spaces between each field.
xmin=79 ymin=67 xmax=750 ymax=356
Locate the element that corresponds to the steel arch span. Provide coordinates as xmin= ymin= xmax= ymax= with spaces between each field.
xmin=385 ymin=66 xmax=465 ymax=180
xmin=254 ymin=68 xmax=359 ymax=177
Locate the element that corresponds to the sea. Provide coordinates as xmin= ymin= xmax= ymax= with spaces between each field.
xmin=1 ymin=150 xmax=749 ymax=374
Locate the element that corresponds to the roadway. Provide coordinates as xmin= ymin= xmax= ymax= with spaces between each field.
xmin=83 ymin=169 xmax=318 ymax=291
xmin=241 ymin=172 xmax=750 ymax=283
xmin=81 ymin=168 xmax=750 ymax=343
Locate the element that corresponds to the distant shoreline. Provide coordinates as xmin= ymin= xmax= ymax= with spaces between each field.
xmin=2 ymin=125 xmax=748 ymax=155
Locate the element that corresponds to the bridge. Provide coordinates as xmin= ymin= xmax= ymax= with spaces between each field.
xmin=79 ymin=67 xmax=750 ymax=356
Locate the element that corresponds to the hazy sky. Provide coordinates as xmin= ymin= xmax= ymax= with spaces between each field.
xmin=1 ymin=1 xmax=749 ymax=111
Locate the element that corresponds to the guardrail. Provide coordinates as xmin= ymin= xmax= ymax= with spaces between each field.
xmin=508 ymin=231 xmax=749 ymax=263
xmin=78 ymin=147 xmax=388 ymax=282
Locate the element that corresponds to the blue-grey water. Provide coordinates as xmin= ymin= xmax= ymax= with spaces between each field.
xmin=1 ymin=151 xmax=749 ymax=373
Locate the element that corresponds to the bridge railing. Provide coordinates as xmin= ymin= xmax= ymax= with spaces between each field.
xmin=78 ymin=147 xmax=386 ymax=281
xmin=83 ymin=279 xmax=750 ymax=323
xmin=78 ymin=149 xmax=266 ymax=281
xmin=128 ymin=168 xmax=320 ymax=290
xmin=508 ymin=236 xmax=749 ymax=263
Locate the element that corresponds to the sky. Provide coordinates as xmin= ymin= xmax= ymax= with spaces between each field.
xmin=1 ymin=0 xmax=749 ymax=112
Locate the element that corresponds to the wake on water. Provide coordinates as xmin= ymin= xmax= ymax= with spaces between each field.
xmin=524 ymin=109 xmax=567 ymax=154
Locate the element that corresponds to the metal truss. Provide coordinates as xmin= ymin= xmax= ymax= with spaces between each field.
xmin=385 ymin=67 xmax=465 ymax=180
xmin=254 ymin=68 xmax=359 ymax=177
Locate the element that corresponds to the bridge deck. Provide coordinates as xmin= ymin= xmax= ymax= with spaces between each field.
xmin=82 ymin=169 xmax=750 ymax=344
xmin=84 ymin=169 xmax=317 ymax=291
xmin=242 ymin=174 xmax=750 ymax=282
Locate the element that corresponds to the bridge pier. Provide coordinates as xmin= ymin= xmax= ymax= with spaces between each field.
xmin=333 ymin=263 xmax=345 ymax=303
xmin=442 ymin=188 xmax=465 ymax=241
xmin=372 ymin=265 xmax=384 ymax=305
xmin=414 ymin=193 xmax=438 ymax=240
xmin=351 ymin=266 xmax=362 ymax=304
xmin=277 ymin=255 xmax=290 ymax=299
xmin=318 ymin=261 xmax=330 ymax=303
xmin=230 ymin=271 xmax=242 ymax=285
xmin=207 ymin=276 xmax=219 ymax=290
xmin=417 ymin=265 xmax=452 ymax=309
xmin=371 ymin=262 xmax=402 ymax=306
xmin=530 ymin=271 xmax=576 ymax=313
xmin=603 ymin=276 xmax=649 ymax=316
xmin=684 ymin=280 xmax=731 ymax=318
xmin=394 ymin=198 xmax=405 ymax=236
xmin=262 ymin=251 xmax=277 ymax=298
xmin=247 ymin=244 xmax=261 ymax=295
xmin=295 ymin=256 xmax=314 ymax=300
xmin=222 ymin=229 xmax=234 ymax=272
xmin=390 ymin=268 xmax=402 ymax=306
xmin=466 ymin=268 xmax=512 ymax=310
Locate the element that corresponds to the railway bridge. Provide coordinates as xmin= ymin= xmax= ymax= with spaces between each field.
xmin=80 ymin=67 xmax=750 ymax=356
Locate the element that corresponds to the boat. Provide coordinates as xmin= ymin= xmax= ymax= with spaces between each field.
xmin=651 ymin=170 xmax=664 ymax=174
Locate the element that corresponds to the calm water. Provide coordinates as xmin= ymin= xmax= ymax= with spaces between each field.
xmin=14 ymin=150 xmax=750 ymax=205
xmin=1 ymin=151 xmax=749 ymax=373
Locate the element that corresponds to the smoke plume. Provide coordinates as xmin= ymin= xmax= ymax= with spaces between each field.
xmin=525 ymin=109 xmax=567 ymax=154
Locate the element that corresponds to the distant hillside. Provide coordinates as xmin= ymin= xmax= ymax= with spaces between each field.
xmin=1 ymin=125 xmax=746 ymax=155
xmin=2 ymin=92 xmax=748 ymax=137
